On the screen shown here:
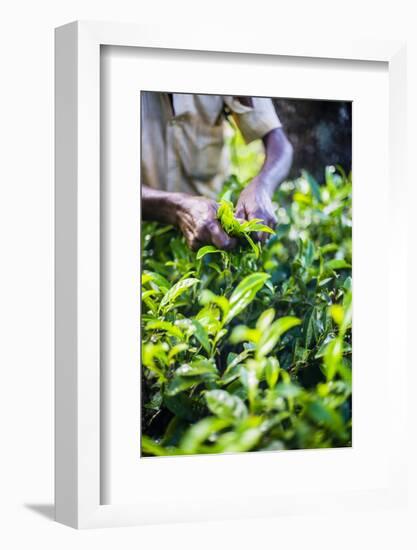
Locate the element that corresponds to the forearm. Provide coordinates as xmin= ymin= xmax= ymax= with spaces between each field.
xmin=258 ymin=127 xmax=293 ymax=195
xmin=141 ymin=186 xmax=235 ymax=250
xmin=141 ymin=186 xmax=185 ymax=225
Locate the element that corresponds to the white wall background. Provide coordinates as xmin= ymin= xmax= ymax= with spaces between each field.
xmin=0 ymin=1 xmax=415 ymax=548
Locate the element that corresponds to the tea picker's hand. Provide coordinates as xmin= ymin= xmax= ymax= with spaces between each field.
xmin=177 ymin=195 xmax=236 ymax=252
xmin=142 ymin=186 xmax=236 ymax=252
xmin=235 ymin=177 xmax=277 ymax=243
xmin=235 ymin=127 xmax=293 ymax=242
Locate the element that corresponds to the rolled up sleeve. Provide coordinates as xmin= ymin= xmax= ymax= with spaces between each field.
xmin=224 ymin=96 xmax=282 ymax=143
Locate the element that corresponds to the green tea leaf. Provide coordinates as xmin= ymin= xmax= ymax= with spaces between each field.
xmin=142 ymin=270 xmax=170 ymax=291
xmin=205 ymin=390 xmax=248 ymax=420
xmin=146 ymin=320 xmax=184 ymax=339
xmin=215 ymin=425 xmax=263 ymax=453
xmin=163 ymin=393 xmax=202 ymax=421
xmin=141 ymin=160 xmax=352 ymax=457
xmin=230 ymin=325 xmax=261 ymax=344
xmin=141 ymin=436 xmax=180 ymax=456
xmin=323 ymin=337 xmax=343 ymax=380
xmin=175 ymin=359 xmax=217 ymax=378
xmin=165 ymin=376 xmax=200 ymax=396
xmin=221 ymin=350 xmax=252 ymax=379
xmin=196 ymin=245 xmax=221 ymax=260
xmin=159 ymin=277 xmax=199 ymax=312
xmin=217 ymin=199 xmax=241 ymax=234
xmin=240 ymin=219 xmax=275 ymax=234
xmin=180 ymin=417 xmax=233 ymax=454
xmin=168 ymin=343 xmax=188 ymax=362
xmin=226 ymin=273 xmax=270 ymax=323
xmin=325 ymin=259 xmax=351 ymax=271
xmin=199 ymin=289 xmax=230 ymax=318
xmin=256 ymin=308 xmax=276 ymax=331
xmin=243 ymin=232 xmax=260 ymax=258
xmin=275 ymin=382 xmax=302 ymax=399
xmin=265 ymin=357 xmax=280 ymax=389
xmin=330 ymin=304 xmax=344 ymax=326
xmin=257 ymin=316 xmax=301 ymax=357
xmin=191 ymin=319 xmax=211 ymax=354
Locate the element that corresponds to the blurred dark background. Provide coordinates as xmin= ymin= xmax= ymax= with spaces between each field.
xmin=273 ymin=99 xmax=352 ymax=182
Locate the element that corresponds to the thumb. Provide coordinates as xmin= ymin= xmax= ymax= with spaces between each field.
xmin=207 ymin=220 xmax=237 ymax=250
xmin=234 ymin=202 xmax=246 ymax=222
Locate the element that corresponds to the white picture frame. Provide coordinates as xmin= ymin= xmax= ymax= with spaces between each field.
xmin=55 ymin=20 xmax=407 ymax=529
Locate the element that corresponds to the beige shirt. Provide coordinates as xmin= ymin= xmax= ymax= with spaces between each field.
xmin=141 ymin=92 xmax=281 ymax=198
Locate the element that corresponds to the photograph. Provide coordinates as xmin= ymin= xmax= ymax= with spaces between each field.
xmin=140 ymin=91 xmax=352 ymax=457
xmin=0 ymin=1 xmax=410 ymax=541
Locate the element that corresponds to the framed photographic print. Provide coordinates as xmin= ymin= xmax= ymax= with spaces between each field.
xmin=55 ymin=21 xmax=408 ymax=528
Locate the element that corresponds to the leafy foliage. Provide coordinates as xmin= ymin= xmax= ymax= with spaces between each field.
xmin=141 ymin=166 xmax=352 ymax=456
xmin=216 ymin=198 xmax=273 ymax=257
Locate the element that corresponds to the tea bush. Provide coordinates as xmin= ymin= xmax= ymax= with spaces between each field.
xmin=141 ymin=165 xmax=352 ymax=456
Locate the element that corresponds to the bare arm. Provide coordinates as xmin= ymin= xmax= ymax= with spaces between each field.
xmin=142 ymin=186 xmax=235 ymax=251
xmin=257 ymin=127 xmax=294 ymax=194
xmin=142 ymin=186 xmax=181 ymax=225
xmin=236 ymin=127 xmax=293 ymax=240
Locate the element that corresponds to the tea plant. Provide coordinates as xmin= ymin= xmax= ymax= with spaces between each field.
xmin=141 ymin=166 xmax=352 ymax=456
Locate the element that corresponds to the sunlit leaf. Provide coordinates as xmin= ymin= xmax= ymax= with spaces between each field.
xmin=265 ymin=357 xmax=280 ymax=389
xmin=168 ymin=343 xmax=188 ymax=362
xmin=199 ymin=289 xmax=230 ymax=318
xmin=191 ymin=319 xmax=211 ymax=354
xmin=323 ymin=337 xmax=343 ymax=380
xmin=180 ymin=417 xmax=233 ymax=453
xmin=330 ymin=304 xmax=344 ymax=326
xmin=275 ymin=382 xmax=302 ymax=399
xmin=159 ymin=277 xmax=199 ymax=312
xmin=146 ymin=320 xmax=184 ymax=339
xmin=141 ymin=436 xmax=180 ymax=456
xmin=226 ymin=273 xmax=270 ymax=323
xmin=257 ymin=316 xmax=301 ymax=357
xmin=196 ymin=245 xmax=222 ymax=260
xmin=165 ymin=376 xmax=200 ymax=396
xmin=205 ymin=390 xmax=248 ymax=421
xmin=175 ymin=359 xmax=217 ymax=378
xmin=230 ymin=325 xmax=261 ymax=344
xmin=141 ymin=158 xmax=352 ymax=456
xmin=142 ymin=270 xmax=170 ymax=291
xmin=220 ymin=349 xmax=252 ymax=385
xmin=325 ymin=259 xmax=351 ymax=271
xmin=256 ymin=308 xmax=275 ymax=332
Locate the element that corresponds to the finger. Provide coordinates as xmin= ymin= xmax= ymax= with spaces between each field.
xmin=235 ymin=202 xmax=247 ymax=222
xmin=185 ymin=232 xmax=203 ymax=251
xmin=206 ymin=220 xmax=237 ymax=250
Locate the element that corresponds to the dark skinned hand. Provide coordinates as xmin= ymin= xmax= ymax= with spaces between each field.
xmin=235 ymin=177 xmax=278 ymax=242
xmin=177 ymin=195 xmax=237 ymax=251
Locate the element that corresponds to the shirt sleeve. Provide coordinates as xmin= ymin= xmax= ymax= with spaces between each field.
xmin=223 ymin=96 xmax=282 ymax=143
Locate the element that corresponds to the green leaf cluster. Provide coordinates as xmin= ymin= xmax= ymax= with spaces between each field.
xmin=216 ymin=198 xmax=273 ymax=257
xmin=141 ymin=165 xmax=352 ymax=456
